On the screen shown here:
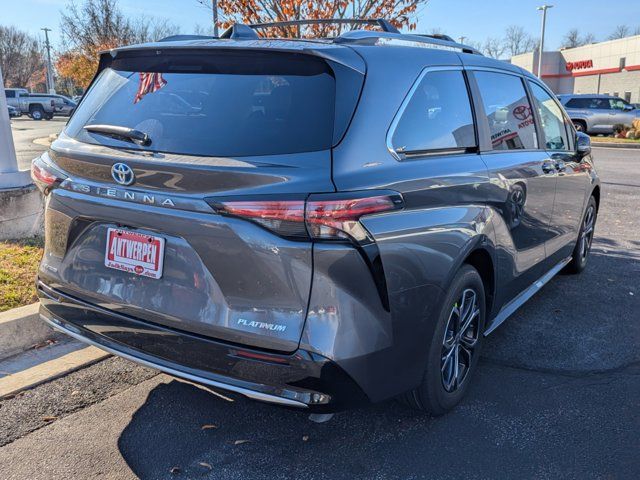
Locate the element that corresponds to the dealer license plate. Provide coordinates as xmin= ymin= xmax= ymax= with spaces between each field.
xmin=105 ymin=228 xmax=165 ymax=279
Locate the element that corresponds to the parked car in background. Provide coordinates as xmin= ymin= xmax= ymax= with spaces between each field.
xmin=558 ymin=94 xmax=640 ymax=134
xmin=29 ymin=94 xmax=77 ymax=117
xmin=34 ymin=20 xmax=600 ymax=416
xmin=4 ymin=88 xmax=58 ymax=120
xmin=7 ymin=104 xmax=21 ymax=118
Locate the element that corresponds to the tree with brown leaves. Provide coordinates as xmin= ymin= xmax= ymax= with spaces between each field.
xmin=196 ymin=0 xmax=427 ymax=37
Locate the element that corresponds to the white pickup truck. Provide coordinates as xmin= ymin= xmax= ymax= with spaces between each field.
xmin=4 ymin=88 xmax=62 ymax=120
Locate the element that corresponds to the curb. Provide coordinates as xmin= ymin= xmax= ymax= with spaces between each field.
xmin=592 ymin=142 xmax=640 ymax=149
xmin=0 ymin=303 xmax=55 ymax=361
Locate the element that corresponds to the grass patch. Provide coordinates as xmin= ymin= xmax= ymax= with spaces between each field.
xmin=591 ymin=136 xmax=640 ymax=144
xmin=0 ymin=237 xmax=43 ymax=313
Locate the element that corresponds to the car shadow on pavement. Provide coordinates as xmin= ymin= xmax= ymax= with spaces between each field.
xmin=116 ymin=249 xmax=639 ymax=480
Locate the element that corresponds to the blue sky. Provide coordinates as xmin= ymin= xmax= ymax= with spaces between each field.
xmin=3 ymin=0 xmax=638 ymax=51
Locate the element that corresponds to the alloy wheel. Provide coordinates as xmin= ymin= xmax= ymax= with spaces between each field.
xmin=579 ymin=205 xmax=595 ymax=261
xmin=441 ymin=288 xmax=481 ymax=393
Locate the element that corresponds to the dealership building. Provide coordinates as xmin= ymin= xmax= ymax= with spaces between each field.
xmin=511 ymin=35 xmax=640 ymax=103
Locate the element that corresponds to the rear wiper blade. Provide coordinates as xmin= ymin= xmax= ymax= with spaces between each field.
xmin=84 ymin=124 xmax=151 ymax=147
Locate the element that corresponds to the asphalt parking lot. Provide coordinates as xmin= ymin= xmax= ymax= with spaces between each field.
xmin=0 ymin=146 xmax=638 ymax=479
xmin=9 ymin=116 xmax=67 ymax=169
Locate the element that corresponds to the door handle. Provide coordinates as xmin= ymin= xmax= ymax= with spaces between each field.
xmin=542 ymin=160 xmax=556 ymax=174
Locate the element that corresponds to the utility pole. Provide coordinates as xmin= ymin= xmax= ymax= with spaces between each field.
xmin=459 ymin=36 xmax=466 ymax=44
xmin=41 ymin=27 xmax=55 ymax=93
xmin=212 ymin=0 xmax=219 ymax=37
xmin=536 ymin=5 xmax=553 ymax=78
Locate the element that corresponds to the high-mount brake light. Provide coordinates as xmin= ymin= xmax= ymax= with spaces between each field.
xmin=211 ymin=192 xmax=403 ymax=244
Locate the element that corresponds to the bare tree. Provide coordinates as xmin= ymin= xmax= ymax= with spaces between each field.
xmin=609 ymin=25 xmax=630 ymax=40
xmin=561 ymin=29 xmax=596 ymax=48
xmin=482 ymin=37 xmax=506 ymax=59
xmin=57 ymin=0 xmax=179 ymax=87
xmin=0 ymin=26 xmax=45 ymax=88
xmin=504 ymin=25 xmax=535 ymax=57
xmin=60 ymin=0 xmax=179 ymax=52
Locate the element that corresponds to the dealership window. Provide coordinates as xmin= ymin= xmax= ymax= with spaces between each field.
xmin=390 ymin=70 xmax=477 ymax=156
xmin=528 ymin=82 xmax=570 ymax=151
xmin=620 ymin=57 xmax=626 ymax=69
xmin=624 ymin=92 xmax=632 ymax=102
xmin=613 ymin=92 xmax=619 ymax=97
xmin=474 ymin=71 xmax=537 ymax=150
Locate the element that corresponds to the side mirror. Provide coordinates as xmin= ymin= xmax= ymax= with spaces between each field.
xmin=624 ymin=104 xmax=634 ymax=111
xmin=576 ymin=132 xmax=591 ymax=159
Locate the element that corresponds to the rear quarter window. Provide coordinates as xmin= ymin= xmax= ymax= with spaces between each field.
xmin=390 ymin=69 xmax=477 ymax=156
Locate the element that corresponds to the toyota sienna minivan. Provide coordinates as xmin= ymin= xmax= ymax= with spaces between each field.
xmin=34 ymin=19 xmax=600 ymax=415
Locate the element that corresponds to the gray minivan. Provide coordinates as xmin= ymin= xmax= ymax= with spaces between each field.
xmin=33 ymin=19 xmax=600 ymax=415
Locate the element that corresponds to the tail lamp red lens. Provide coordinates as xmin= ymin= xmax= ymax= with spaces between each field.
xmin=31 ymin=163 xmax=58 ymax=186
xmin=213 ymin=192 xmax=403 ymax=244
xmin=31 ymin=155 xmax=66 ymax=193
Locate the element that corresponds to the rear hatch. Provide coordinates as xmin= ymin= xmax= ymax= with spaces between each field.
xmin=38 ymin=44 xmax=364 ymax=352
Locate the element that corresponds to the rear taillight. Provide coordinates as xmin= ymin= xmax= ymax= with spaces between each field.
xmin=214 ymin=199 xmax=307 ymax=239
xmin=210 ymin=192 xmax=403 ymax=244
xmin=31 ymin=155 xmax=65 ymax=193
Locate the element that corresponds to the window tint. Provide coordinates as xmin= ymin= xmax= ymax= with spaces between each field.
xmin=390 ymin=70 xmax=476 ymax=155
xmin=610 ymin=98 xmax=629 ymax=110
xmin=566 ymin=98 xmax=590 ymax=109
xmin=66 ymin=59 xmax=336 ymax=157
xmin=528 ymin=82 xmax=570 ymax=151
xmin=474 ymin=71 xmax=537 ymax=150
xmin=5 ymin=90 xmax=15 ymax=98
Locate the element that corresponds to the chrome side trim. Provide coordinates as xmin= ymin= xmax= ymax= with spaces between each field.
xmin=484 ymin=256 xmax=572 ymax=336
xmin=39 ymin=313 xmax=308 ymax=409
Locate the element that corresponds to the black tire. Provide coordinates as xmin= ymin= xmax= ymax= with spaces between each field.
xmin=573 ymin=120 xmax=587 ymax=133
xmin=564 ymin=196 xmax=597 ymax=274
xmin=30 ymin=106 xmax=44 ymax=121
xmin=44 ymin=112 xmax=54 ymax=120
xmin=401 ymin=264 xmax=486 ymax=415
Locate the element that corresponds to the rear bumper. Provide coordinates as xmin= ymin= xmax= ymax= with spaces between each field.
xmin=37 ymin=281 xmax=369 ymax=412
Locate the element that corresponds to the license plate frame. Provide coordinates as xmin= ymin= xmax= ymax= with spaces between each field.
xmin=105 ymin=228 xmax=165 ymax=279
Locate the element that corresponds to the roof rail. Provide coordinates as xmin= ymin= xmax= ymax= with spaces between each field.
xmin=335 ymin=30 xmax=482 ymax=55
xmin=158 ymin=34 xmax=216 ymax=42
xmin=248 ymin=18 xmax=399 ymax=34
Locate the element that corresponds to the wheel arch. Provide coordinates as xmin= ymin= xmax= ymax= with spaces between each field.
xmin=591 ymin=185 xmax=601 ymax=212
xmin=463 ymin=247 xmax=496 ymax=317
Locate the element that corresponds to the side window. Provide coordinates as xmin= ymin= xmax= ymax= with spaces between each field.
xmin=590 ymin=98 xmax=610 ymax=109
xmin=528 ymin=82 xmax=570 ymax=151
xmin=390 ymin=70 xmax=476 ymax=155
xmin=5 ymin=90 xmax=15 ymax=99
xmin=474 ymin=71 xmax=537 ymax=151
xmin=567 ymin=98 xmax=590 ymax=109
xmin=610 ymin=98 xmax=628 ymax=110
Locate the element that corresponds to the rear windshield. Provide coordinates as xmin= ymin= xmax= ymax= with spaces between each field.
xmin=65 ymin=52 xmax=337 ymax=157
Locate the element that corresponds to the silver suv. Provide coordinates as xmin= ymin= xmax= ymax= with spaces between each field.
xmin=559 ymin=94 xmax=640 ymax=134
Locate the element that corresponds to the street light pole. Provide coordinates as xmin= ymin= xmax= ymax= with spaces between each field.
xmin=41 ymin=27 xmax=55 ymax=93
xmin=536 ymin=5 xmax=553 ymax=78
xmin=212 ymin=0 xmax=219 ymax=37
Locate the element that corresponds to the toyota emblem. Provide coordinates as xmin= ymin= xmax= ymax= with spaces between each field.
xmin=111 ymin=163 xmax=135 ymax=186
